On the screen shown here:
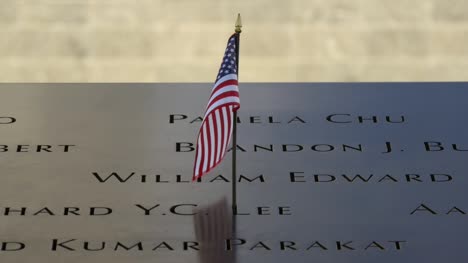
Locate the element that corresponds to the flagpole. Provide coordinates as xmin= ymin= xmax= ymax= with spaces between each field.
xmin=232 ymin=14 xmax=242 ymax=213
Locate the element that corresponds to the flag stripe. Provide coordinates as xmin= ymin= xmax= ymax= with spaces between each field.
xmin=202 ymin=123 xmax=209 ymax=173
xmin=226 ymin=106 xmax=233 ymax=156
xmin=215 ymin=109 xmax=222 ymax=163
xmin=227 ymin=105 xmax=234 ymax=151
xmin=221 ymin=106 xmax=229 ymax=155
xmin=208 ymin=114 xmax=216 ymax=168
xmin=194 ymin=136 xmax=202 ymax=176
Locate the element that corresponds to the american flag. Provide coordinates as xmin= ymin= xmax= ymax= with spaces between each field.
xmin=193 ymin=34 xmax=240 ymax=180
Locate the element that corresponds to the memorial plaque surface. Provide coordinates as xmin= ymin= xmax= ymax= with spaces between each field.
xmin=0 ymin=83 xmax=467 ymax=262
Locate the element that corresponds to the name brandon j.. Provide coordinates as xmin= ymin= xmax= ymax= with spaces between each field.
xmin=176 ymin=141 xmax=468 ymax=153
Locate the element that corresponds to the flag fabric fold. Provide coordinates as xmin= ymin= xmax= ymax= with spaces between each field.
xmin=193 ymin=34 xmax=240 ymax=180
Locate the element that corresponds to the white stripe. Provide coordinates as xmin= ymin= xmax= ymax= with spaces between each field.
xmin=208 ymin=114 xmax=215 ymax=168
xmin=213 ymin=74 xmax=237 ymax=89
xmin=205 ymin=97 xmax=240 ymax=117
xmin=227 ymin=106 xmax=233 ymax=148
xmin=221 ymin=106 xmax=229 ymax=154
xmin=215 ymin=109 xmax=222 ymax=163
xmin=202 ymin=123 xmax=209 ymax=173
xmin=207 ymin=85 xmax=239 ymax=107
xmin=194 ymin=136 xmax=202 ymax=177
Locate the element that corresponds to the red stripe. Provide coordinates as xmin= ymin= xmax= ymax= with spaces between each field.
xmin=195 ymin=139 xmax=201 ymax=178
xmin=219 ymin=107 xmax=226 ymax=156
xmin=193 ymin=137 xmax=200 ymax=179
xmin=226 ymin=107 xmax=232 ymax=153
xmin=202 ymin=127 xmax=207 ymax=175
xmin=213 ymin=111 xmax=219 ymax=163
xmin=194 ymin=129 xmax=203 ymax=179
xmin=198 ymin=124 xmax=205 ymax=175
xmin=209 ymin=113 xmax=216 ymax=168
xmin=205 ymin=117 xmax=212 ymax=171
xmin=227 ymin=107 xmax=233 ymax=152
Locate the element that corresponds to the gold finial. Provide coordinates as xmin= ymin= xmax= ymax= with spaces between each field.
xmin=235 ymin=13 xmax=242 ymax=33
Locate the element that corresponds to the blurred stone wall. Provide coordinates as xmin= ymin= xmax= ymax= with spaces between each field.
xmin=0 ymin=0 xmax=467 ymax=82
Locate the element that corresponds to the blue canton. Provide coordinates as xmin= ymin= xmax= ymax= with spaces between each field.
xmin=216 ymin=35 xmax=237 ymax=81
